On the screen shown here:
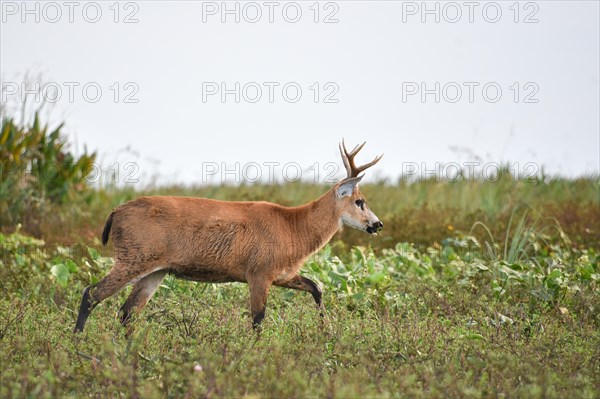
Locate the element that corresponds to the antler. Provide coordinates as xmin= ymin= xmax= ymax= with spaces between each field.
xmin=339 ymin=139 xmax=383 ymax=178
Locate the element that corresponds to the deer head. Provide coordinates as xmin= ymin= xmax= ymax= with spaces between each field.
xmin=334 ymin=140 xmax=384 ymax=235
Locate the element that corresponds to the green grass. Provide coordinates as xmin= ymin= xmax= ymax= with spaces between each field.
xmin=1 ymin=228 xmax=599 ymax=398
xmin=2 ymin=103 xmax=599 ymax=398
xmin=24 ymin=175 xmax=600 ymax=254
xmin=2 ymin=286 xmax=598 ymax=398
xmin=2 ymin=169 xmax=599 ymax=398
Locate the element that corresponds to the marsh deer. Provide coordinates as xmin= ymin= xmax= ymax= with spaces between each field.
xmin=74 ymin=140 xmax=383 ymax=332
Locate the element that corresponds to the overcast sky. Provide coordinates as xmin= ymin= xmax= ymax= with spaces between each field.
xmin=1 ymin=1 xmax=599 ymax=186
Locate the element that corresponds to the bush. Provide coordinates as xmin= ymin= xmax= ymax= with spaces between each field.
xmin=0 ymin=112 xmax=96 ymax=234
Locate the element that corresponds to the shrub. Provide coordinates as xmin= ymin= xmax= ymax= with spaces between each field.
xmin=0 ymin=112 xmax=96 ymax=234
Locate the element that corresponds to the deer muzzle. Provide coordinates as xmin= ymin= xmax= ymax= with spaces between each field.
xmin=366 ymin=221 xmax=384 ymax=235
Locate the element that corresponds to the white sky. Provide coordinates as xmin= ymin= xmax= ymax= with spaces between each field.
xmin=1 ymin=1 xmax=599 ymax=186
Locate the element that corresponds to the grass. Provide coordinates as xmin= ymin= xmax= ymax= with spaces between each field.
xmin=1 ymin=174 xmax=599 ymax=398
xmin=1 ymin=224 xmax=599 ymax=398
xmin=23 ymin=174 xmax=600 ymax=253
xmin=2 ymin=104 xmax=599 ymax=398
xmin=2 ymin=285 xmax=598 ymax=398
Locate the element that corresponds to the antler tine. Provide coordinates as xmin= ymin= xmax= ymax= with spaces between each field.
xmin=354 ymin=153 xmax=383 ymax=176
xmin=341 ymin=139 xmax=366 ymax=177
xmin=344 ymin=140 xmax=366 ymax=158
xmin=339 ymin=141 xmax=352 ymax=177
xmin=339 ymin=139 xmax=383 ymax=178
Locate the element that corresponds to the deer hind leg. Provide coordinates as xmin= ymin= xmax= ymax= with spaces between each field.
xmin=119 ymin=269 xmax=167 ymax=327
xmin=74 ymin=263 xmax=155 ymax=333
xmin=248 ymin=277 xmax=272 ymax=329
xmin=274 ymin=274 xmax=323 ymax=314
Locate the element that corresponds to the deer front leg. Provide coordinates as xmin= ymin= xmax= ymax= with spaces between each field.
xmin=248 ymin=277 xmax=272 ymax=329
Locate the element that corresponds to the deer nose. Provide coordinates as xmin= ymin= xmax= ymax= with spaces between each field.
xmin=373 ymin=221 xmax=383 ymax=231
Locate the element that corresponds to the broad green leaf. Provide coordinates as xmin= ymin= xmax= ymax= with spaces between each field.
xmin=65 ymin=259 xmax=78 ymax=273
xmin=51 ymin=264 xmax=69 ymax=287
xmin=87 ymin=247 xmax=99 ymax=260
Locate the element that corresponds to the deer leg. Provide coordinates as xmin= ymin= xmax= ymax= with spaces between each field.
xmin=248 ymin=278 xmax=272 ymax=329
xmin=74 ymin=264 xmax=154 ymax=333
xmin=274 ymin=274 xmax=323 ymax=314
xmin=119 ymin=270 xmax=167 ymax=326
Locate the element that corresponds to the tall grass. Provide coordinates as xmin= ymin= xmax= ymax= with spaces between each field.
xmin=1 ymin=107 xmax=598 ymax=250
xmin=1 ymin=106 xmax=599 ymax=398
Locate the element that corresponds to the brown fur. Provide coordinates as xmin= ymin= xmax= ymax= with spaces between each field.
xmin=74 ymin=143 xmax=383 ymax=332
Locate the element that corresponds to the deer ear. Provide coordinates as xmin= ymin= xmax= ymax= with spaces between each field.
xmin=336 ymin=175 xmax=363 ymax=197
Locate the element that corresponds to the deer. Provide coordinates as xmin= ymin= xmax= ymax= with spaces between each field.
xmin=74 ymin=140 xmax=383 ymax=333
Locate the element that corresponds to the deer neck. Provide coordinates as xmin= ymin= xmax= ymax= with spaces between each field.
xmin=291 ymin=188 xmax=341 ymax=257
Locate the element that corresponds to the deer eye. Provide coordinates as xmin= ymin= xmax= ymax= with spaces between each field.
xmin=355 ymin=199 xmax=365 ymax=210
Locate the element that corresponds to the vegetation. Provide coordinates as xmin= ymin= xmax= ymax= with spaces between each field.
xmin=0 ymin=112 xmax=96 ymax=236
xmin=1 ymin=111 xmax=599 ymax=397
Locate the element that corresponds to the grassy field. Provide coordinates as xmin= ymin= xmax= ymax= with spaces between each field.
xmin=24 ymin=175 xmax=600 ymax=253
xmin=1 ymin=195 xmax=599 ymax=398
xmin=1 ymin=113 xmax=599 ymax=397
